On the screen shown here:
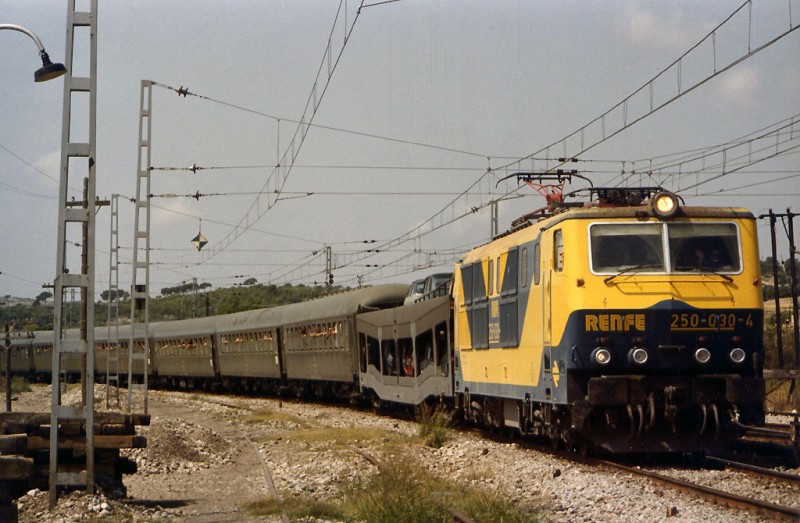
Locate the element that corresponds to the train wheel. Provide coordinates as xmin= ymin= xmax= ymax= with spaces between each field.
xmin=548 ymin=427 xmax=562 ymax=450
xmin=371 ymin=395 xmax=384 ymax=415
xmin=571 ymin=437 xmax=592 ymax=457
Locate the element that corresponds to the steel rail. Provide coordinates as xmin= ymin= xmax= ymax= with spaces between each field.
xmin=597 ymin=459 xmax=800 ymax=521
xmin=704 ymin=455 xmax=800 ymax=484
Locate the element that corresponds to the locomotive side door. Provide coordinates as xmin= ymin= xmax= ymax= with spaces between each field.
xmin=541 ymin=229 xmax=562 ymax=398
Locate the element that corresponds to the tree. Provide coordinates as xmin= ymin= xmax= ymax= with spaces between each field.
xmin=100 ymin=289 xmax=130 ymax=302
xmin=34 ymin=291 xmax=53 ymax=305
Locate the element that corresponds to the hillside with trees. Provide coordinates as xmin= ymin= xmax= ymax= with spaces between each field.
xmin=0 ymin=281 xmax=340 ymax=332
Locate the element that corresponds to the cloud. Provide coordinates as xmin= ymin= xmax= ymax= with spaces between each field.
xmin=617 ymin=4 xmax=696 ymax=50
xmin=716 ymin=65 xmax=759 ymax=103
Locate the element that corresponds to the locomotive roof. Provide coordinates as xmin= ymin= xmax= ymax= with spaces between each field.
xmin=461 ymin=204 xmax=756 ymax=263
xmin=516 ymin=204 xmax=753 ymax=235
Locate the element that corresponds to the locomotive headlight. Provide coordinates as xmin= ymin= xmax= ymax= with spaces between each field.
xmin=592 ymin=347 xmax=612 ymax=366
xmin=694 ymin=347 xmax=711 ymax=364
xmin=628 ymin=347 xmax=649 ymax=365
xmin=729 ymin=347 xmax=746 ymax=364
xmin=651 ymin=191 xmax=679 ymax=219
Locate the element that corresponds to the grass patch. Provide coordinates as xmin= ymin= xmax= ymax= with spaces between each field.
xmin=344 ymin=455 xmax=542 ymax=523
xmin=243 ymin=459 xmax=540 ymax=523
xmin=416 ymin=403 xmax=452 ymax=448
xmin=766 ymin=379 xmax=798 ymax=411
xmin=11 ymin=376 xmax=32 ymax=394
xmin=0 ymin=376 xmax=32 ymax=394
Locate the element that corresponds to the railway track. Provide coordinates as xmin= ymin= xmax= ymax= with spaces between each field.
xmin=461 ymin=421 xmax=800 ymax=522
xmin=155 ymin=390 xmax=800 ymax=521
xmin=704 ymin=455 xmax=800 ymax=484
xmin=594 ymin=458 xmax=800 ymax=522
xmin=205 ymin=393 xmax=800 ymax=522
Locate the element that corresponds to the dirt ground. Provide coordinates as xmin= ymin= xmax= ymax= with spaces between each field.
xmin=13 ymin=384 xmax=314 ymax=522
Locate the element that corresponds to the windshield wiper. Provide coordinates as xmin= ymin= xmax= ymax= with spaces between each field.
xmin=673 ymin=266 xmax=733 ymax=282
xmin=604 ymin=264 xmax=663 ymax=284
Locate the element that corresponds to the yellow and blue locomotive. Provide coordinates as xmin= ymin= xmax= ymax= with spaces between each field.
xmin=453 ymin=183 xmax=765 ymax=453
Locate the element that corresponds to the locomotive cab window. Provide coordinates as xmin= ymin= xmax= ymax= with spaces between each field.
xmin=669 ymin=223 xmax=741 ymax=273
xmin=590 ymin=223 xmax=664 ymax=272
xmin=590 ymin=222 xmax=741 ymax=274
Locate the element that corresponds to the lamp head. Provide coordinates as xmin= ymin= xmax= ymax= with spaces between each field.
xmin=34 ymin=51 xmax=67 ymax=82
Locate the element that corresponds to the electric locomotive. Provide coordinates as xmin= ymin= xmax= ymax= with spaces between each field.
xmin=452 ymin=181 xmax=765 ymax=453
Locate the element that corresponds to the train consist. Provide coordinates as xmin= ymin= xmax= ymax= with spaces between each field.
xmin=5 ymin=186 xmax=766 ymax=454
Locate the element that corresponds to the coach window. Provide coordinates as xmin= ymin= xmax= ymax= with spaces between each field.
xmin=415 ymin=330 xmax=434 ymax=373
xmin=359 ymin=333 xmax=368 ymax=373
xmin=554 ymin=230 xmax=564 ymax=272
xmin=382 ymin=339 xmax=397 ymax=376
xmin=399 ymin=338 xmax=414 ymax=377
xmin=366 ymin=335 xmax=380 ymax=374
xmin=435 ymin=321 xmax=449 ymax=376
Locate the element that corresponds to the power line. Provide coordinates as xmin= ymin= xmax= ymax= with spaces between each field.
xmin=169 ymin=0 xmax=368 ymax=264
xmin=358 ymin=1 xmax=800 ymax=265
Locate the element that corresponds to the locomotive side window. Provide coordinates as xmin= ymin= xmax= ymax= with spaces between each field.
xmin=520 ymin=247 xmax=528 ymax=288
xmin=499 ymin=248 xmax=519 ymax=346
xmin=501 ymin=248 xmax=518 ymax=296
xmin=488 ymin=259 xmax=494 ymax=297
xmin=554 ymin=230 xmax=564 ymax=272
xmin=533 ymin=243 xmax=540 ymax=285
xmin=461 ymin=264 xmax=474 ymax=305
xmin=496 ymin=256 xmax=502 ymax=294
xmin=472 ymin=262 xmax=489 ymax=349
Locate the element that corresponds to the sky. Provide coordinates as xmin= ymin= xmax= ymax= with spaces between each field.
xmin=1 ymin=0 xmax=799 ymax=301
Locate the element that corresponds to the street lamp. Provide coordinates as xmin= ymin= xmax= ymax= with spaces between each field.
xmin=0 ymin=23 xmax=67 ymax=82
